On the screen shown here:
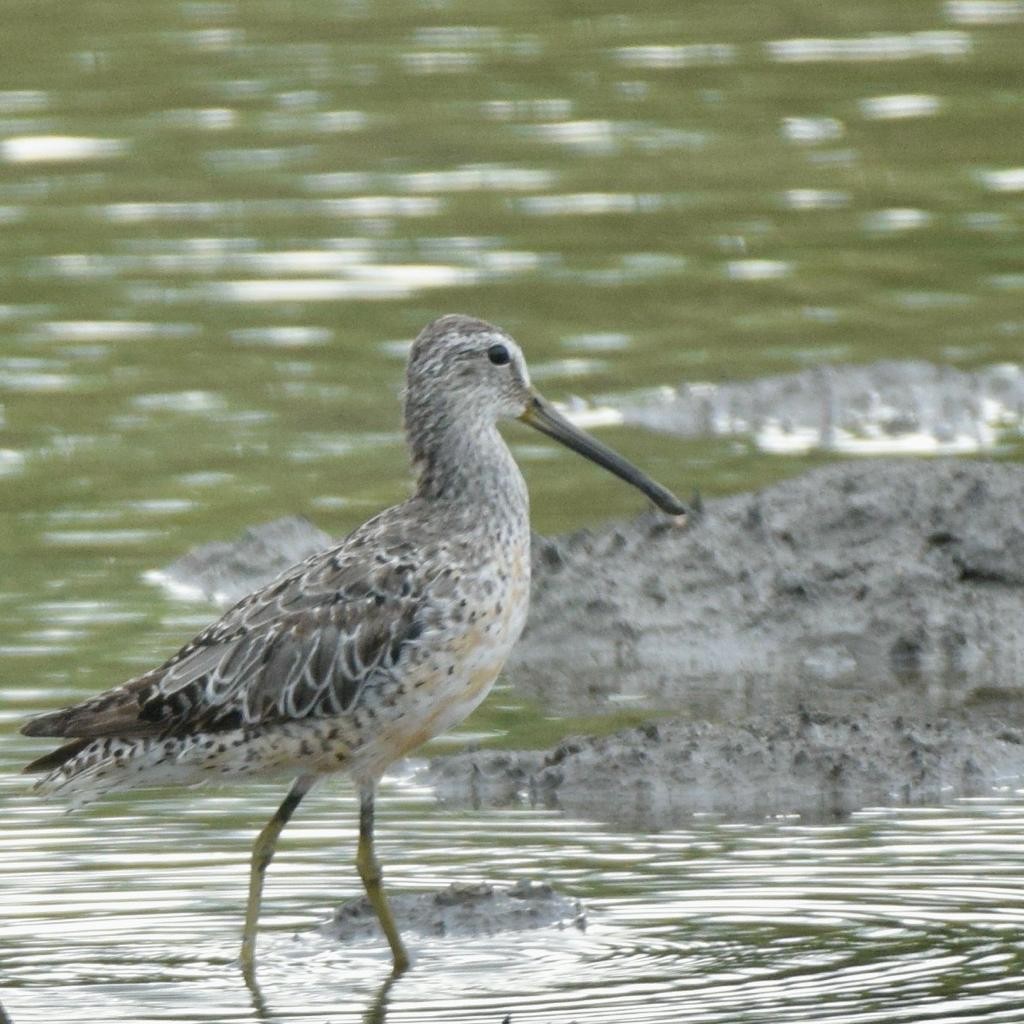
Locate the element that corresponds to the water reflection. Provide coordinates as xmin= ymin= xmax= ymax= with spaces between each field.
xmin=3 ymin=0 xmax=1024 ymax=1020
xmin=765 ymin=30 xmax=972 ymax=62
xmin=4 ymin=770 xmax=1024 ymax=1022
xmin=0 ymin=136 xmax=129 ymax=165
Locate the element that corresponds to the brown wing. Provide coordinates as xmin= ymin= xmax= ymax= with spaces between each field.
xmin=21 ymin=503 xmax=438 ymax=742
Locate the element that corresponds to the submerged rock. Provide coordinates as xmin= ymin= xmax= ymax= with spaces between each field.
xmin=321 ymin=879 xmax=584 ymax=941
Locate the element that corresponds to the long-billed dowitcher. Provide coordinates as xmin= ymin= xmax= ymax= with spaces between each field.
xmin=21 ymin=314 xmax=685 ymax=976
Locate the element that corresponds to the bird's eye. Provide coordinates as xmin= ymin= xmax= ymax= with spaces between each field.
xmin=487 ymin=343 xmax=511 ymax=366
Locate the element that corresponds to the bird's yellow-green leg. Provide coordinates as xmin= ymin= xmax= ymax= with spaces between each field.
xmin=240 ymin=775 xmax=315 ymax=980
xmin=357 ymin=783 xmax=410 ymax=973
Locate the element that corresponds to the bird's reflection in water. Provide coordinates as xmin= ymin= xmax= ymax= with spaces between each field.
xmin=242 ymin=956 xmax=401 ymax=1024
xmin=362 ymin=971 xmax=400 ymax=1024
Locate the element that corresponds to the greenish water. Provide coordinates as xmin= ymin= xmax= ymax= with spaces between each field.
xmin=3 ymin=1 xmax=1024 ymax=1021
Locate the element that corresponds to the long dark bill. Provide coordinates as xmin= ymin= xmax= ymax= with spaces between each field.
xmin=519 ymin=393 xmax=687 ymax=517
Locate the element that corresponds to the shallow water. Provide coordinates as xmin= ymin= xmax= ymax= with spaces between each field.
xmin=4 ymin=0 xmax=1024 ymax=1021
xmin=4 ymin=756 xmax=1024 ymax=1024
xmin=5 ymin=768 xmax=1024 ymax=1023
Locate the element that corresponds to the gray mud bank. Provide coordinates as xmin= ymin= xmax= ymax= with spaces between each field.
xmin=159 ymin=459 xmax=1024 ymax=825
xmin=428 ymin=459 xmax=1024 ymax=824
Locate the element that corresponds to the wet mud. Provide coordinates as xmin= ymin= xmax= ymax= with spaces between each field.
xmin=157 ymin=459 xmax=1024 ymax=826
xmin=433 ymin=458 xmax=1024 ymax=825
xmin=321 ymin=879 xmax=585 ymax=942
xmin=513 ymin=460 xmax=1024 ymax=717
xmin=150 ymin=515 xmax=332 ymax=605
xmin=427 ymin=710 xmax=1024 ymax=828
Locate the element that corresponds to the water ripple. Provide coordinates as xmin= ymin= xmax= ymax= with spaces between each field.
xmin=4 ymin=776 xmax=1024 ymax=1023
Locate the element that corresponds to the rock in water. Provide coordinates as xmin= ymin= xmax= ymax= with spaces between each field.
xmin=322 ymin=880 xmax=585 ymax=941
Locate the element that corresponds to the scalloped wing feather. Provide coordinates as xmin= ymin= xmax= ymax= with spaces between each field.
xmin=21 ymin=504 xmax=440 ymax=742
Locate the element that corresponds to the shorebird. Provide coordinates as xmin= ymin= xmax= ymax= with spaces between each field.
xmin=21 ymin=314 xmax=686 ymax=976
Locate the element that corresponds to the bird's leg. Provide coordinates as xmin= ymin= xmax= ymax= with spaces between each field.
xmin=356 ymin=782 xmax=410 ymax=973
xmin=240 ymin=774 xmax=315 ymax=980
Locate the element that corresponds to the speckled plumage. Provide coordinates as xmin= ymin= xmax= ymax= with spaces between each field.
xmin=21 ymin=313 xmax=684 ymax=974
xmin=23 ymin=315 xmax=532 ymax=802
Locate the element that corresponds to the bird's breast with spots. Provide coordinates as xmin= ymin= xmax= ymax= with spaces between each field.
xmin=371 ymin=543 xmax=530 ymax=763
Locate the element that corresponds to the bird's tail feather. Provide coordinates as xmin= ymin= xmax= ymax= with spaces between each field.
xmin=24 ymin=724 xmax=328 ymax=808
